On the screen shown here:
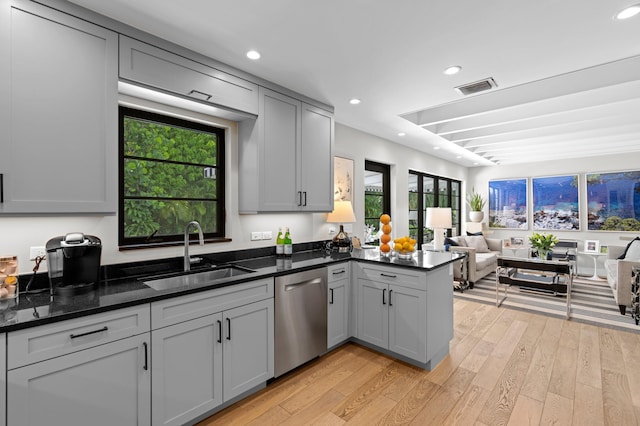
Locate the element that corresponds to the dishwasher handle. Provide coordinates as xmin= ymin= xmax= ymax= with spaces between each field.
xmin=284 ymin=277 xmax=323 ymax=292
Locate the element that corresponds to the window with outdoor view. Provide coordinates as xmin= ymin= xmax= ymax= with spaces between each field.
xmin=119 ymin=106 xmax=226 ymax=247
xmin=364 ymin=161 xmax=391 ymax=244
xmin=409 ymin=171 xmax=461 ymax=244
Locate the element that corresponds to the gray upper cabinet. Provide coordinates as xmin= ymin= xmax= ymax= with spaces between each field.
xmin=239 ymin=87 xmax=334 ymax=213
xmin=0 ymin=0 xmax=118 ymax=214
xmin=119 ymin=36 xmax=259 ymax=115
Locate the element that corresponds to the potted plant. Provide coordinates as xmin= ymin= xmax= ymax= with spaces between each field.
xmin=528 ymin=232 xmax=558 ymax=260
xmin=466 ymin=187 xmax=486 ymax=222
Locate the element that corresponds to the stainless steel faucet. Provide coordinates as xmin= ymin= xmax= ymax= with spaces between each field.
xmin=184 ymin=221 xmax=204 ymax=271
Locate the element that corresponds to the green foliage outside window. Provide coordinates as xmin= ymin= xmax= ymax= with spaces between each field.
xmin=120 ymin=107 xmax=225 ymax=245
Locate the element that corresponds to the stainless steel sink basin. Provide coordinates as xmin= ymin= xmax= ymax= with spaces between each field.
xmin=143 ymin=265 xmax=255 ymax=291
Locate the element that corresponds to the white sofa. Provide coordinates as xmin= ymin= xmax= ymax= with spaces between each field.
xmin=604 ymin=239 xmax=640 ymax=315
xmin=446 ymin=235 xmax=503 ymax=285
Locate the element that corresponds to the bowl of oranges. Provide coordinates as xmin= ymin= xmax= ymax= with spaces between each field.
xmin=393 ymin=236 xmax=417 ymax=259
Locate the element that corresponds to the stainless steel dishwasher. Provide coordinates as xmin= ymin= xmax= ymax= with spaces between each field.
xmin=274 ymin=267 xmax=327 ymax=377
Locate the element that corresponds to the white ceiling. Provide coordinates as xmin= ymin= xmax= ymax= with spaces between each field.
xmin=69 ymin=0 xmax=640 ymax=167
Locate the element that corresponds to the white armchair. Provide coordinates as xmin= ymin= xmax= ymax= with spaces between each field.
xmin=604 ymin=240 xmax=640 ymax=315
xmin=446 ymin=235 xmax=503 ymax=285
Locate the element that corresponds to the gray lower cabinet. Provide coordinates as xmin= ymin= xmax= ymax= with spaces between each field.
xmin=6 ymin=306 xmax=151 ymax=425
xmin=7 ymin=334 xmax=150 ymax=426
xmin=1 ymin=333 xmax=5 ymax=426
xmin=119 ymin=36 xmax=259 ymax=115
xmin=327 ymin=263 xmax=350 ymax=349
xmin=238 ymin=87 xmax=334 ymax=213
xmin=150 ymin=279 xmax=274 ymax=425
xmin=356 ymin=264 xmax=428 ymax=363
xmin=0 ymin=0 xmax=117 ymax=214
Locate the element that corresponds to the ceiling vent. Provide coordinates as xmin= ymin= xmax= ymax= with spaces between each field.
xmin=455 ymin=77 xmax=498 ymax=96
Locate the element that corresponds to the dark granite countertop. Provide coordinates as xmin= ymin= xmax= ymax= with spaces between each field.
xmin=0 ymin=246 xmax=464 ymax=333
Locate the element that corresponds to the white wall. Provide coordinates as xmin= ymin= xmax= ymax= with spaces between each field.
xmin=0 ymin=102 xmax=467 ymax=274
xmin=468 ymin=153 xmax=640 ymax=274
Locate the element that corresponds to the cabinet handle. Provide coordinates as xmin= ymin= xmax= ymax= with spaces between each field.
xmin=303 ymin=191 xmax=307 ymax=206
xmin=0 ymin=173 xmax=3 ymax=203
xmin=329 ymin=288 xmax=334 ymax=304
xmin=389 ymin=290 xmax=393 ymax=306
xmin=332 ymin=269 xmax=346 ymax=275
xmin=382 ymin=288 xmax=386 ymax=305
xmin=380 ymin=273 xmax=397 ymax=278
xmin=143 ymin=342 xmax=148 ymax=371
xmin=217 ymin=319 xmax=222 ymax=343
xmin=298 ymin=191 xmax=303 ymax=206
xmin=226 ymin=317 xmax=231 ymax=340
xmin=187 ymin=89 xmax=212 ymax=101
xmin=70 ymin=326 xmax=108 ymax=339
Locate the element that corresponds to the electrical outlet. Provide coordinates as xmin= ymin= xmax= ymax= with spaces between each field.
xmin=250 ymin=232 xmax=262 ymax=241
xmin=262 ymin=231 xmax=273 ymax=240
xmin=30 ymin=246 xmax=47 ymax=261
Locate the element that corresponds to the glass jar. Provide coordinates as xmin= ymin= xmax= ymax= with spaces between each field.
xmin=0 ymin=255 xmax=19 ymax=299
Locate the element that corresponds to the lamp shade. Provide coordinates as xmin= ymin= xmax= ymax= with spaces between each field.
xmin=426 ymin=207 xmax=452 ymax=229
xmin=326 ymin=201 xmax=356 ymax=223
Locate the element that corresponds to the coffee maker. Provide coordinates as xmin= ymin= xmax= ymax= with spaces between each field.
xmin=46 ymin=233 xmax=102 ymax=296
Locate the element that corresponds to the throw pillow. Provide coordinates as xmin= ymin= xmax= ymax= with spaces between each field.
xmin=444 ymin=237 xmax=460 ymax=246
xmin=466 ymin=231 xmax=483 ymax=236
xmin=466 ymin=235 xmax=490 ymax=253
xmin=618 ymin=237 xmax=640 ymax=260
xmin=620 ymin=238 xmax=640 ymax=261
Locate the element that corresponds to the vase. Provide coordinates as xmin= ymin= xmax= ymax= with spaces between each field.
xmin=469 ymin=211 xmax=484 ymax=223
xmin=536 ymin=249 xmax=550 ymax=260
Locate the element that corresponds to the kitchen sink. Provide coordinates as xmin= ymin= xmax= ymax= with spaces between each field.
xmin=142 ymin=265 xmax=256 ymax=291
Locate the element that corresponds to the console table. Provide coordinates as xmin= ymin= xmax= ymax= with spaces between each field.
xmin=496 ymin=257 xmax=573 ymax=319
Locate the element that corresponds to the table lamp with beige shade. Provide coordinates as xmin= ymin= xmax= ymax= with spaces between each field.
xmin=327 ymin=201 xmax=356 ymax=252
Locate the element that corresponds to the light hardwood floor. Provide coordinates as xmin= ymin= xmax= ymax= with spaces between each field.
xmin=197 ymin=299 xmax=640 ymax=425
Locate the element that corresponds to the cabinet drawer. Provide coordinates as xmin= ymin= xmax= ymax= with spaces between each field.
xmin=7 ymin=305 xmax=150 ymax=369
xmin=151 ymin=278 xmax=274 ymax=329
xmin=357 ymin=264 xmax=426 ymax=290
xmin=327 ymin=262 xmax=349 ymax=283
xmin=120 ymin=36 xmax=258 ymax=114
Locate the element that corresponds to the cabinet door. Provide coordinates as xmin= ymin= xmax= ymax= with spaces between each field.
xmin=259 ymin=88 xmax=301 ymax=211
xmin=119 ymin=36 xmax=258 ymax=114
xmin=328 ymin=278 xmax=349 ymax=348
xmin=1 ymin=333 xmax=5 ymax=426
xmin=223 ymin=298 xmax=274 ymax=401
xmin=151 ymin=314 xmax=223 ymax=426
xmin=300 ymin=103 xmax=334 ymax=211
xmin=7 ymin=333 xmax=150 ymax=426
xmin=0 ymin=0 xmax=117 ymax=213
xmin=357 ymin=279 xmax=388 ymax=348
xmin=388 ymin=285 xmax=427 ymax=363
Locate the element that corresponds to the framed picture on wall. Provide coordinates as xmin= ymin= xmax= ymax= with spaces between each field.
xmin=334 ymin=156 xmax=353 ymax=202
xmin=584 ymin=240 xmax=600 ymax=254
xmin=489 ymin=178 xmax=528 ymax=229
xmin=532 ymin=174 xmax=579 ymax=230
xmin=586 ymin=170 xmax=640 ymax=231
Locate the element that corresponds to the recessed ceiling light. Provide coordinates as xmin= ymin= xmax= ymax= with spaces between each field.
xmin=615 ymin=4 xmax=640 ymax=19
xmin=456 ymin=156 xmax=462 ymax=159
xmin=433 ymin=146 xmax=441 ymax=150
xmin=398 ymin=132 xmax=406 ymax=137
xmin=443 ymin=65 xmax=462 ymax=75
xmin=246 ymin=50 xmax=261 ymax=60
xmin=349 ymin=98 xmax=361 ymax=105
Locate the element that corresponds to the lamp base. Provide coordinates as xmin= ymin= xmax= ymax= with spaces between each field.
xmin=332 ymin=225 xmax=352 ymax=253
xmin=432 ymin=228 xmax=446 ymax=251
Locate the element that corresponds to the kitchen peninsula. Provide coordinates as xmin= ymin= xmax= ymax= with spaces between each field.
xmin=0 ymin=246 xmax=462 ymax=426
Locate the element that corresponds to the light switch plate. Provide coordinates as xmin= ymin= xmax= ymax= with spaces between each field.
xmin=250 ymin=232 xmax=262 ymax=241
xmin=30 ymin=246 xmax=46 ymax=261
xmin=262 ymin=231 xmax=272 ymax=240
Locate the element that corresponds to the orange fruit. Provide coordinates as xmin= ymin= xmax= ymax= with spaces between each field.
xmin=380 ymin=214 xmax=391 ymax=225
xmin=380 ymin=234 xmax=391 ymax=244
xmin=380 ymin=243 xmax=391 ymax=253
xmin=381 ymin=224 xmax=392 ymax=234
